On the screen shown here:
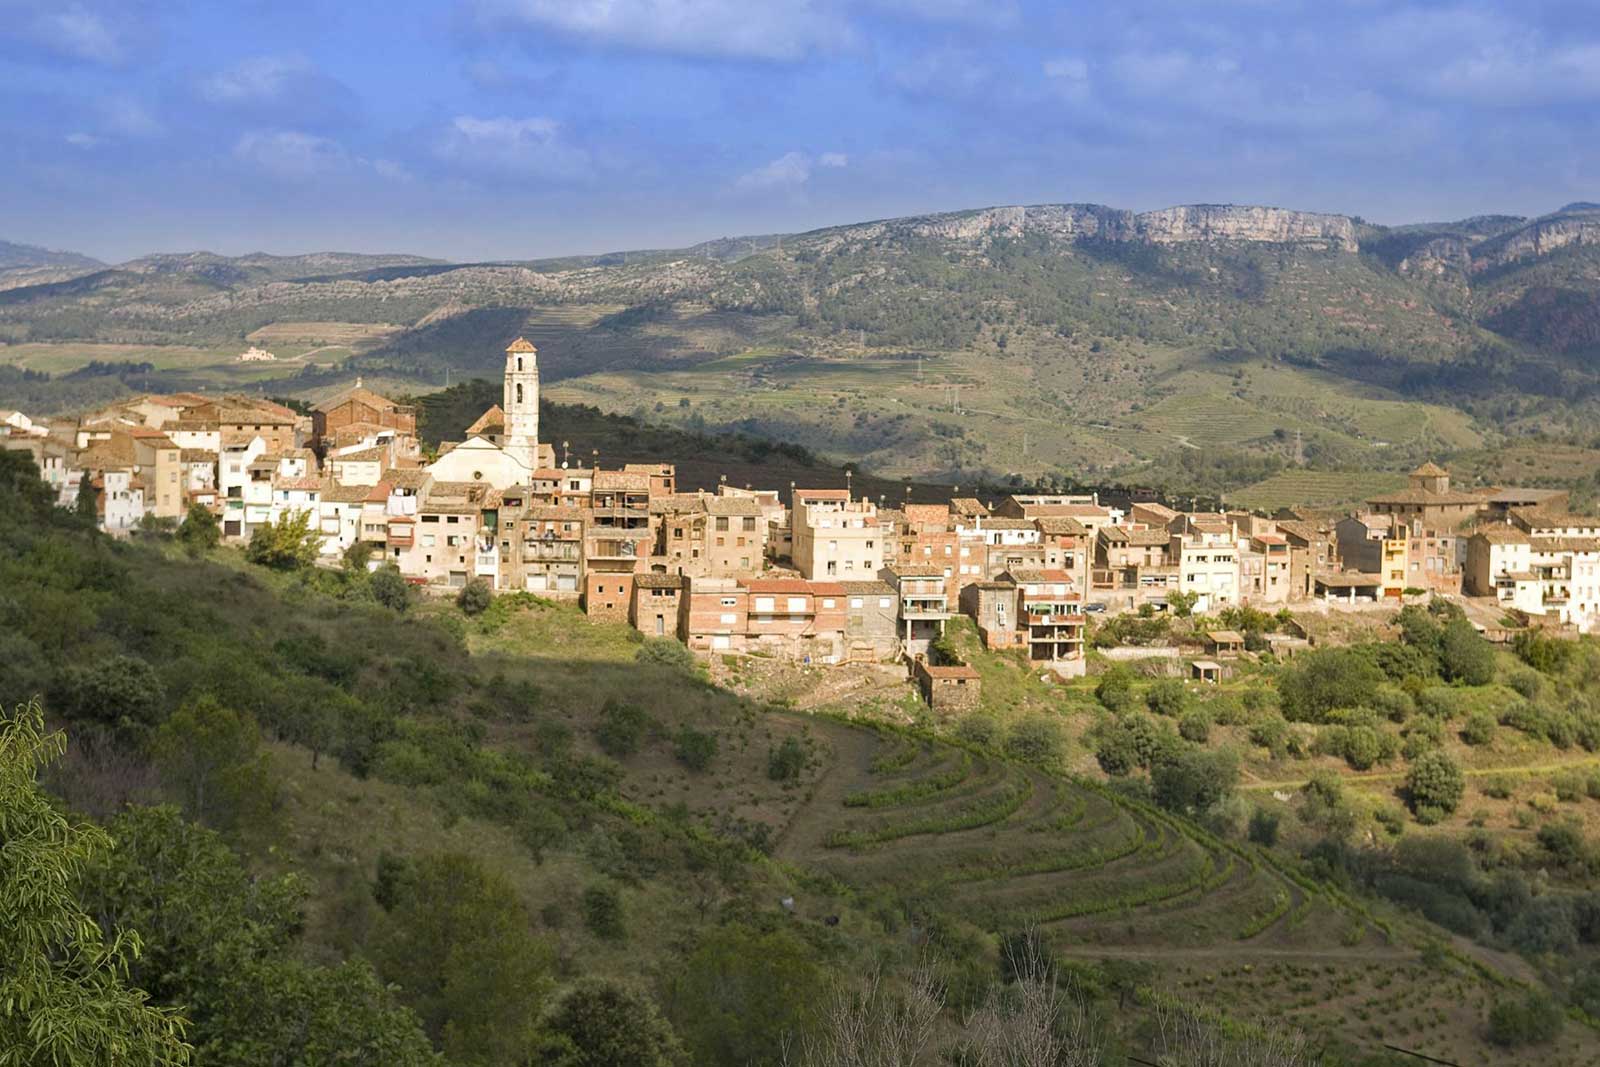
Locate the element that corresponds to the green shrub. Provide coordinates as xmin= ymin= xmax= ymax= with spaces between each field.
xmin=673 ymin=727 xmax=717 ymax=772
xmin=50 ymin=654 xmax=165 ymax=734
xmin=1553 ymin=771 xmax=1584 ymax=803
xmin=1247 ymin=808 xmax=1280 ymax=847
xmin=1144 ymin=677 xmax=1189 ymax=717
xmin=1093 ymin=724 xmax=1139 ymax=777
xmin=1277 ymin=648 xmax=1385 ymax=722
xmin=953 ymin=714 xmax=999 ymax=748
xmin=1487 ymin=992 xmax=1564 ymax=1046
xmin=1005 ymin=716 xmax=1066 ymax=765
xmin=1415 ymin=688 xmax=1460 ymax=719
xmin=370 ymin=567 xmax=411 ymax=613
xmin=456 ymin=578 xmax=492 ymax=616
xmin=1178 ymin=708 xmax=1212 ymax=743
xmin=1506 ymin=669 xmax=1543 ymax=700
xmin=635 ymin=638 xmax=695 ymax=672
xmin=539 ymin=978 xmax=683 ymax=1066
xmin=1342 ymin=725 xmax=1382 ymax=771
xmin=1461 ymin=710 xmax=1496 ymax=746
xmin=1407 ymin=751 xmax=1465 ymax=819
xmin=1401 ymin=716 xmax=1443 ymax=759
xmin=1095 ymin=667 xmax=1135 ymax=712
xmin=1249 ymin=717 xmax=1290 ymax=759
xmin=767 ymin=737 xmax=806 ymax=781
xmin=1513 ymin=630 xmax=1573 ymax=675
xmin=1373 ymin=804 xmax=1406 ymax=837
xmin=594 ymin=700 xmax=651 ymax=758
xmin=1371 ymin=686 xmax=1415 ymax=723
xmin=581 ymin=884 xmax=626 ymax=941
xmin=1151 ymin=749 xmax=1238 ymax=815
xmin=1480 ymin=775 xmax=1515 ymax=800
xmin=1440 ymin=618 xmax=1496 ymax=685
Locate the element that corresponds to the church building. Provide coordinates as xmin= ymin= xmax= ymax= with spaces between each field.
xmin=427 ymin=338 xmax=556 ymax=489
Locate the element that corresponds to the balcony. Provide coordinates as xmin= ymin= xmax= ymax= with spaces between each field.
xmin=523 ymin=541 xmax=580 ymax=562
xmin=1025 ymin=610 xmax=1085 ymax=626
xmin=474 ymin=553 xmax=498 ymax=577
xmin=387 ymin=524 xmax=414 ymax=547
xmin=587 ymin=539 xmax=645 ymax=565
xmin=899 ymin=597 xmax=950 ymax=621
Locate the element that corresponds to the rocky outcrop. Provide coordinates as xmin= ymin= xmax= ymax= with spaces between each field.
xmin=1472 ymin=212 xmax=1600 ymax=271
xmin=1399 ymin=236 xmax=1473 ymax=278
xmin=886 ymin=202 xmax=1357 ymax=251
xmin=1131 ymin=205 xmax=1358 ymax=251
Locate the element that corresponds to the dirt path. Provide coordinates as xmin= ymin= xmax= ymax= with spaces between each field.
xmin=1055 ymin=944 xmax=1415 ymax=964
xmin=1242 ymin=754 xmax=1600 ymax=793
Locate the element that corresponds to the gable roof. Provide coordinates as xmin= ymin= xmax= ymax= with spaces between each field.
xmin=466 ymin=405 xmax=505 ymax=436
xmin=315 ymin=385 xmax=400 ymax=414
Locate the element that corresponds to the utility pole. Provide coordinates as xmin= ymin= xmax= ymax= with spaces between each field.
xmin=917 ymin=352 xmax=922 ymax=382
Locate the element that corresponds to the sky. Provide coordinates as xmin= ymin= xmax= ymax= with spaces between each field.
xmin=2 ymin=0 xmax=1597 ymax=263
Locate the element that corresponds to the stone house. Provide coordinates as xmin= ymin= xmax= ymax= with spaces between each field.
xmin=632 ymin=573 xmax=685 ymax=638
xmin=913 ymin=659 xmax=981 ymax=712
xmin=839 ymin=579 xmax=900 ymax=660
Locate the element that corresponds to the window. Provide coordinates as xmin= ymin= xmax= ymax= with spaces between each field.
xmin=716 ymin=517 xmax=729 ymax=531
xmin=754 ymin=596 xmax=776 ymax=612
xmin=878 ymin=597 xmax=892 ymax=608
xmin=822 ymin=598 xmax=836 ymax=608
xmin=850 ymin=597 xmax=863 ymax=609
xmin=515 ymin=383 xmax=524 ymax=404
xmin=743 ymin=517 xmax=756 ymax=531
xmin=720 ymin=613 xmax=737 ymax=624
xmin=721 ymin=597 xmax=738 ymax=606
xmin=786 ymin=597 xmax=807 ymax=612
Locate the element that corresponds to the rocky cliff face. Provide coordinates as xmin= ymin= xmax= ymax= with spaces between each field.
xmin=1399 ymin=235 xmax=1473 ymax=278
xmin=1472 ymin=211 xmax=1600 ymax=271
xmin=895 ymin=202 xmax=1358 ymax=251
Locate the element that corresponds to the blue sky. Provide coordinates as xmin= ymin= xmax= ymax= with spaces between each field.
xmin=2 ymin=0 xmax=1597 ymax=262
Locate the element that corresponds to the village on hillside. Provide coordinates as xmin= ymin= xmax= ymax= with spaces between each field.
xmin=5 ymin=339 xmax=1598 ymax=704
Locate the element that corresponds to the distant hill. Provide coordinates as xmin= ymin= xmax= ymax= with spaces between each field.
xmin=0 ymin=239 xmax=106 ymax=292
xmin=4 ymin=198 xmax=1600 ymax=488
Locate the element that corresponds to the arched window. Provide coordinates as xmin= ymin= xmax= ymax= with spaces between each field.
xmin=517 ymin=357 xmax=523 ymax=371
xmin=516 ymin=383 xmax=524 ymax=404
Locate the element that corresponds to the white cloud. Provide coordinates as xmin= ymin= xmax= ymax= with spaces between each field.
xmin=469 ymin=0 xmax=856 ymax=61
xmin=202 ymin=54 xmax=313 ymax=104
xmin=37 ymin=5 xmax=121 ymax=63
xmin=197 ymin=53 xmax=357 ymax=128
xmin=233 ymin=130 xmax=351 ymax=179
xmin=1 ymin=0 xmax=141 ymax=65
xmin=434 ymin=116 xmax=591 ymax=179
xmin=734 ymin=149 xmax=846 ymax=193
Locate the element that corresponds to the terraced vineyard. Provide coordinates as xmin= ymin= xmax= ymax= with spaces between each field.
xmin=780 ymin=726 xmax=1333 ymax=948
xmin=775 ymin=721 xmax=1591 ymax=1063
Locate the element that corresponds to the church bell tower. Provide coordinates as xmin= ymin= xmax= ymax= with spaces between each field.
xmin=503 ymin=337 xmax=540 ymax=472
